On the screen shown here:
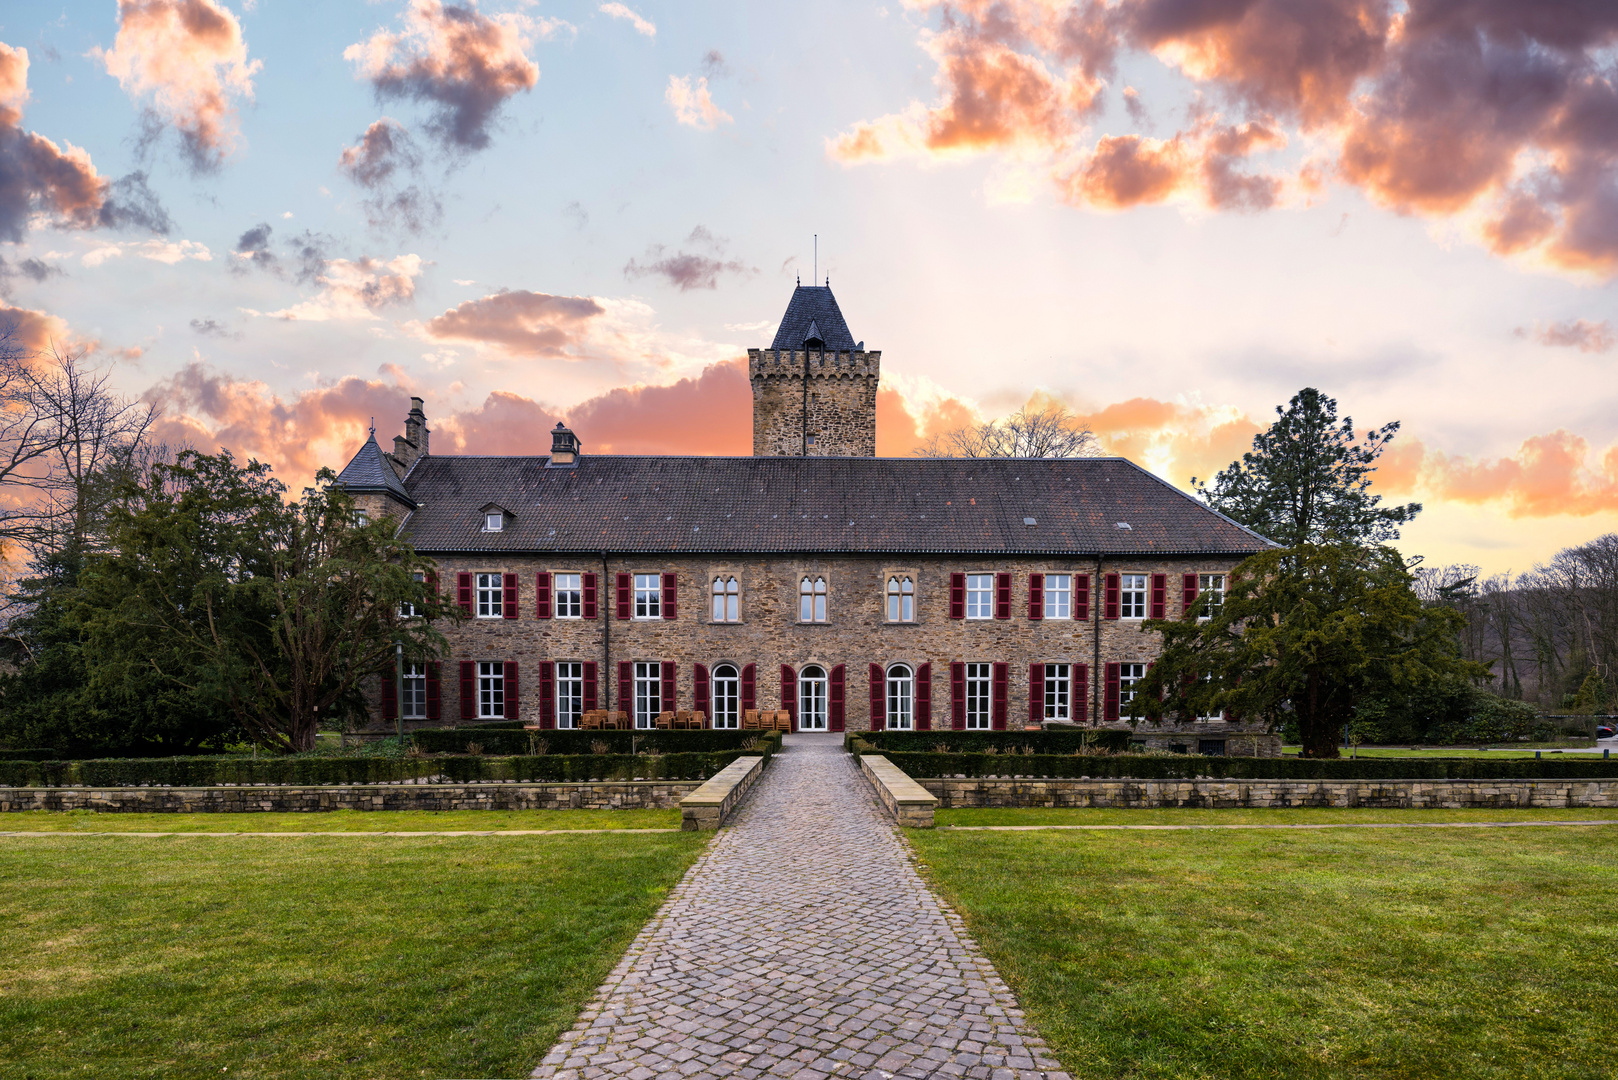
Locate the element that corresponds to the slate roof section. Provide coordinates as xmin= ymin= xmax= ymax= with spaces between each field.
xmin=769 ymin=286 xmax=858 ymax=351
xmin=336 ymin=432 xmax=416 ymax=507
xmin=398 ymin=454 xmax=1275 ymax=556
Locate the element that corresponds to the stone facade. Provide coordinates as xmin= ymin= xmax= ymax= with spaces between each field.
xmin=748 ymin=348 xmax=880 ymax=457
xmin=919 ymin=777 xmax=1618 ymax=809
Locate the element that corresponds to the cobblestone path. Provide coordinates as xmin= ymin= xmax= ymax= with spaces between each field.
xmin=531 ymin=734 xmax=1068 ymax=1080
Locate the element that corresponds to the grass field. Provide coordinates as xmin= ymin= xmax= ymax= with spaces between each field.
xmin=936 ymin=806 xmax=1618 ymax=828
xmin=0 ymin=828 xmax=706 ymax=1079
xmin=912 ymin=822 xmax=1618 ymax=1080
xmin=0 ymin=807 xmax=680 ymax=832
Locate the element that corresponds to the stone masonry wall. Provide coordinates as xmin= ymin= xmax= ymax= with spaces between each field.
xmin=920 ymin=777 xmax=1618 ymax=809
xmin=1 ymin=782 xmax=699 ymax=813
xmin=749 ymin=349 xmax=879 ymax=457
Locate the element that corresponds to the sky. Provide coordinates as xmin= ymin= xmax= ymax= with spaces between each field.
xmin=1 ymin=0 xmax=1616 ymax=578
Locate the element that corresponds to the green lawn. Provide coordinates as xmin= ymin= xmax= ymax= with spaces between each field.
xmin=937 ymin=806 xmax=1618 ymax=827
xmin=912 ymin=824 xmax=1618 ymax=1080
xmin=1 ymin=807 xmax=680 ymax=832
xmin=0 ymin=830 xmax=706 ymax=1079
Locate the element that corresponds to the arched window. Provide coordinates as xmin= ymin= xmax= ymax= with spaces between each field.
xmin=711 ymin=663 xmax=740 ymax=729
xmin=886 ymin=664 xmax=914 ymax=730
xmin=711 ymin=576 xmax=740 ymax=622
xmin=799 ymin=576 xmax=827 ymax=622
xmin=886 ymin=575 xmax=914 ymax=622
xmin=799 ymin=664 xmax=828 ymax=730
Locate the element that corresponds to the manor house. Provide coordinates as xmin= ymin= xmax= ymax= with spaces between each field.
xmin=338 ymin=284 xmax=1277 ymax=753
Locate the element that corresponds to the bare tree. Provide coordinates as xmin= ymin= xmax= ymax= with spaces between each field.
xmin=916 ymin=401 xmax=1099 ymax=459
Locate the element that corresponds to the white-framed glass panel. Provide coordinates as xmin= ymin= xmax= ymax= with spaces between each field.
xmin=711 ymin=664 xmax=740 ymax=729
xmin=555 ymin=573 xmax=582 ymax=618
xmin=402 ymin=662 xmax=426 ymax=719
xmin=1044 ymin=574 xmax=1071 ymax=619
xmin=886 ymin=576 xmax=915 ymax=622
xmin=633 ymin=574 xmax=661 ymax=619
xmin=966 ymin=663 xmax=992 ymax=730
xmin=355 ymin=509 xmax=369 ymax=526
xmin=1198 ymin=574 xmax=1225 ymax=618
xmin=556 ymin=661 xmax=584 ymax=728
xmin=477 ymin=661 xmax=505 ymax=718
xmin=1196 ymin=671 xmax=1223 ymax=722
xmin=633 ymin=661 xmax=662 ymax=728
xmin=399 ymin=571 xmax=425 ymax=618
xmin=798 ymin=665 xmax=828 ymax=730
xmin=475 ymin=572 xmax=503 ymax=618
xmin=1119 ymin=574 xmax=1148 ymax=619
xmin=484 ymin=511 xmax=503 ymax=531
xmin=966 ymin=574 xmax=994 ymax=619
xmin=799 ymin=576 xmax=827 ymax=622
xmin=1043 ymin=663 xmax=1071 ymax=720
xmin=1118 ymin=662 xmax=1147 ymax=709
xmin=886 ymin=664 xmax=914 ymax=730
xmin=711 ymin=576 xmax=740 ymax=622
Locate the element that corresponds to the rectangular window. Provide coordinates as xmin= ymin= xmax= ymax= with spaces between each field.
xmin=555 ymin=574 xmax=582 ymax=619
xmin=711 ymin=576 xmax=740 ymax=622
xmin=477 ymin=661 xmax=505 ymax=718
xmin=555 ymin=661 xmax=584 ymax=728
xmin=484 ymin=511 xmax=503 ymax=532
xmin=1044 ymin=574 xmax=1071 ymax=619
xmin=633 ymin=661 xmax=662 ymax=728
xmin=402 ymin=662 xmax=426 ymax=719
xmin=886 ymin=575 xmax=914 ymax=622
xmin=399 ymin=571 xmax=425 ymax=618
xmin=965 ymin=663 xmax=992 ymax=730
xmin=1043 ymin=662 xmax=1071 ymax=720
xmin=799 ymin=576 xmax=827 ymax=622
xmin=1119 ymin=574 xmax=1148 ymax=619
xmin=1198 ymin=573 xmax=1225 ymax=618
xmin=965 ymin=574 xmax=994 ymax=619
xmin=1118 ymin=662 xmax=1147 ymax=708
xmin=475 ymin=573 xmax=503 ymax=618
xmin=633 ymin=574 xmax=661 ymax=619
xmin=1196 ymin=671 xmax=1223 ymax=722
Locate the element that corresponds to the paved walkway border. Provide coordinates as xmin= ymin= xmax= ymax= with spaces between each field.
xmin=941 ymin=819 xmax=1618 ymax=831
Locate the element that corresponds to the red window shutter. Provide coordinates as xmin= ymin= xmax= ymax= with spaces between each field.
xmin=618 ymin=662 xmax=633 ymax=717
xmin=1150 ymin=573 xmax=1167 ymax=620
xmin=1183 ymin=573 xmax=1199 ymax=615
xmin=582 ymin=572 xmax=598 ymax=619
xmin=1028 ymin=573 xmax=1044 ymax=620
xmin=457 ymin=572 xmax=473 ymax=615
xmin=505 ymin=662 xmax=519 ymax=720
xmin=916 ymin=663 xmax=931 ymax=731
xmin=662 ymin=661 xmax=676 ymax=711
xmin=1105 ymin=662 xmax=1120 ymax=722
xmin=830 ymin=664 xmax=846 ymax=732
xmin=381 ymin=670 xmax=397 ymax=721
xmin=538 ymin=661 xmax=554 ymax=730
xmin=459 ymin=660 xmax=474 ymax=720
xmin=694 ymin=664 xmax=710 ymax=717
xmin=535 ymin=572 xmax=552 ymax=619
xmin=992 ymin=662 xmax=1008 ymax=730
xmin=426 ymin=662 xmax=441 ymax=720
xmin=1075 ymin=574 xmax=1090 ymax=621
xmin=741 ymin=663 xmax=756 ymax=712
xmin=780 ymin=665 xmax=797 ymax=729
xmin=1104 ymin=573 xmax=1120 ymax=620
xmin=1028 ymin=663 xmax=1044 ymax=725
xmin=425 ymin=572 xmax=439 ymax=611
xmin=868 ymin=663 xmax=885 ymax=731
xmin=949 ymin=572 xmax=965 ymax=619
xmin=662 ymin=572 xmax=677 ymax=620
xmin=583 ymin=662 xmax=598 ymax=711
xmin=994 ymin=572 xmax=1012 ymax=619
xmin=950 ymin=662 xmax=965 ymax=730
xmin=615 ymin=572 xmax=631 ymax=620
xmin=503 ymin=573 xmax=519 ymax=619
xmin=1074 ymin=663 xmax=1089 ymax=722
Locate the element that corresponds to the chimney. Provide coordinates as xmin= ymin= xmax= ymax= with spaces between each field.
xmin=548 ymin=422 xmax=580 ymax=467
xmin=392 ymin=397 xmax=431 ymax=473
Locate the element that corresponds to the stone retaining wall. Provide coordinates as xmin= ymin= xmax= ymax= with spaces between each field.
xmin=680 ymin=755 xmax=766 ymax=830
xmin=860 ymin=754 xmax=940 ymax=827
xmin=920 ymin=777 xmax=1618 ymax=809
xmin=0 ymin=781 xmax=701 ymax=814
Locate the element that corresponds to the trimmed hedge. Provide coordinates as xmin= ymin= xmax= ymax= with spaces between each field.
xmin=411 ymin=727 xmax=767 ymax=756
xmin=0 ymin=749 xmax=58 ymax=761
xmin=848 ymin=730 xmax=1134 ymax=756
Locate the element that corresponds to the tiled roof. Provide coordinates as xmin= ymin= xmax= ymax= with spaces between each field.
xmin=398 ymin=454 xmax=1274 ymax=556
xmin=769 ymin=286 xmax=858 ymax=350
xmin=336 ymin=432 xmax=415 ymax=507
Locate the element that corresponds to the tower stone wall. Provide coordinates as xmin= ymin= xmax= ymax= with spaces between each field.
xmin=748 ymin=348 xmax=881 ymax=457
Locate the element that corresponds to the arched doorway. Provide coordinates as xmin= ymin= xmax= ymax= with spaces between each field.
xmin=799 ymin=665 xmax=828 ymax=731
xmin=886 ymin=664 xmax=914 ymax=730
xmin=711 ymin=663 xmax=740 ymax=729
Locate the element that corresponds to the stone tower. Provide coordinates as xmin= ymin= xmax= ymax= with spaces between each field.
xmin=748 ymin=284 xmax=880 ymax=457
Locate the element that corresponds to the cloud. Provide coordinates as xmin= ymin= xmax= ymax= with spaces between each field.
xmin=1400 ymin=431 xmax=1618 ymax=518
xmin=700 ymin=50 xmax=728 ymax=79
xmin=265 ymin=253 xmax=423 ymax=321
xmin=1533 ymin=318 xmax=1614 ymax=353
xmin=80 ymin=238 xmax=211 ymax=266
xmin=599 ymin=3 xmax=655 ymax=38
xmin=0 ymin=254 xmax=61 ymax=285
xmin=666 ymin=75 xmax=731 ymax=130
xmin=231 ymin=225 xmax=333 ymax=283
xmin=421 ymin=288 xmax=606 ymax=355
xmin=0 ymin=301 xmax=78 ymax=354
xmin=345 ymin=0 xmax=541 ymax=152
xmin=189 ymin=316 xmax=237 ymax=338
xmin=338 ymin=117 xmax=442 ymax=233
xmin=623 ymin=226 xmax=753 ymax=290
xmin=94 ymin=0 xmax=261 ymax=171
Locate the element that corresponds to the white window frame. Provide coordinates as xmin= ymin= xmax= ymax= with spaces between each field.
xmin=886 ymin=664 xmax=914 ymax=730
xmin=886 ymin=575 xmax=915 ymax=622
xmin=711 ymin=663 xmax=740 ymax=729
xmin=484 ymin=511 xmax=503 ymax=532
xmin=965 ymin=663 xmax=992 ymax=730
xmin=799 ymin=576 xmax=827 ymax=623
xmin=399 ymin=571 xmax=425 ymax=619
xmin=711 ymin=576 xmax=740 ymax=623
xmin=475 ymin=572 xmax=504 ymax=619
xmin=1119 ymin=574 xmax=1148 ymax=620
xmin=1197 ymin=573 xmax=1225 ymax=620
xmin=1195 ymin=671 xmax=1224 ymax=722
xmin=555 ymin=573 xmax=582 ymax=619
xmin=477 ymin=661 xmax=505 ymax=718
xmin=798 ymin=665 xmax=828 ymax=730
xmin=1118 ymin=662 xmax=1147 ymax=708
xmin=555 ymin=661 xmax=584 ymax=729
xmin=633 ymin=661 xmax=662 ymax=728
xmin=633 ymin=574 xmax=661 ymax=620
xmin=1043 ymin=662 xmax=1071 ymax=721
xmin=965 ymin=573 xmax=994 ymax=620
xmin=402 ymin=661 xmax=426 ymax=719
xmin=1044 ymin=574 xmax=1071 ymax=620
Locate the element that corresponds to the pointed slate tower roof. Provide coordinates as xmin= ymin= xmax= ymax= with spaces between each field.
xmin=336 ymin=430 xmax=416 ymax=508
xmin=770 ymin=285 xmax=857 ymax=351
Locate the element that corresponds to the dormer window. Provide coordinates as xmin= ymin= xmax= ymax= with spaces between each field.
xmin=485 ymin=512 xmax=503 ymax=532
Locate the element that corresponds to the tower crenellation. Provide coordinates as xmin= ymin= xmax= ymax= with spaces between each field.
xmin=748 ymin=285 xmax=880 ymax=457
